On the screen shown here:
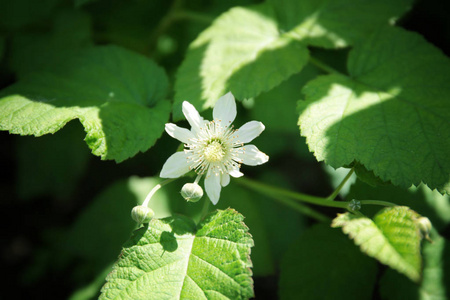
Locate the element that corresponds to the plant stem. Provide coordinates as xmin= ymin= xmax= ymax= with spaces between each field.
xmin=264 ymin=193 xmax=330 ymax=222
xmin=200 ymin=198 xmax=210 ymax=220
xmin=142 ymin=178 xmax=176 ymax=207
xmin=360 ymin=200 xmax=397 ymax=207
xmin=238 ymin=177 xmax=348 ymax=209
xmin=327 ymin=168 xmax=355 ymax=200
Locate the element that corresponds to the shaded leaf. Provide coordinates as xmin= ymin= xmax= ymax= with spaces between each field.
xmin=0 ymin=46 xmax=170 ymax=162
xmin=100 ymin=209 xmax=254 ymax=300
xmin=298 ymin=27 xmax=450 ymax=193
xmin=332 ymin=206 xmax=422 ymax=282
xmin=279 ymin=224 xmax=377 ymax=300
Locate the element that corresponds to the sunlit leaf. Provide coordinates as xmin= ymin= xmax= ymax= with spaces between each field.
xmin=100 ymin=209 xmax=254 ymax=300
xmin=0 ymin=46 xmax=170 ymax=162
xmin=332 ymin=206 xmax=422 ymax=282
xmin=299 ymin=27 xmax=450 ymax=193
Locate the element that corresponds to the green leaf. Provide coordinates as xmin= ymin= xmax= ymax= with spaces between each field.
xmin=173 ymin=4 xmax=309 ymax=120
xmin=279 ymin=224 xmax=377 ymax=300
xmin=379 ymin=230 xmax=450 ymax=300
xmin=298 ymin=27 xmax=450 ymax=193
xmin=174 ymin=0 xmax=412 ymax=119
xmin=270 ymin=0 xmax=412 ymax=48
xmin=100 ymin=209 xmax=254 ymax=300
xmin=0 ymin=46 xmax=170 ymax=162
xmin=332 ymin=206 xmax=422 ymax=282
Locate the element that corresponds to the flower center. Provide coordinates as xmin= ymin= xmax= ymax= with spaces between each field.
xmin=203 ymin=140 xmax=226 ymax=162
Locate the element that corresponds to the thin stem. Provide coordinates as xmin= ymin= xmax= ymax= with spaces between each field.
xmin=309 ymin=56 xmax=341 ymax=75
xmin=327 ymin=168 xmax=355 ymax=200
xmin=238 ymin=177 xmax=348 ymax=209
xmin=360 ymin=200 xmax=397 ymax=207
xmin=200 ymin=198 xmax=210 ymax=220
xmin=142 ymin=178 xmax=176 ymax=207
xmin=264 ymin=194 xmax=330 ymax=222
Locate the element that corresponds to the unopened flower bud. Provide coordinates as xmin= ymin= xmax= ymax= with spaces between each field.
xmin=131 ymin=205 xmax=154 ymax=224
xmin=181 ymin=183 xmax=203 ymax=202
xmin=416 ymin=216 xmax=432 ymax=242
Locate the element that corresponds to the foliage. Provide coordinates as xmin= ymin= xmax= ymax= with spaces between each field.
xmin=1 ymin=0 xmax=450 ymax=299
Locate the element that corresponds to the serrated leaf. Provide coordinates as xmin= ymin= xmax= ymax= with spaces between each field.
xmin=174 ymin=0 xmax=412 ymax=119
xmin=173 ymin=4 xmax=309 ymax=120
xmin=298 ymin=27 xmax=450 ymax=193
xmin=279 ymin=224 xmax=377 ymax=300
xmin=0 ymin=46 xmax=170 ymax=162
xmin=379 ymin=230 xmax=450 ymax=300
xmin=332 ymin=206 xmax=422 ymax=282
xmin=100 ymin=209 xmax=254 ymax=300
xmin=270 ymin=0 xmax=412 ymax=48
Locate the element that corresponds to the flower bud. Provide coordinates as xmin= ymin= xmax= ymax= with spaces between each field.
xmin=416 ymin=216 xmax=432 ymax=242
xmin=131 ymin=205 xmax=154 ymax=224
xmin=181 ymin=183 xmax=203 ymax=202
xmin=348 ymin=199 xmax=361 ymax=211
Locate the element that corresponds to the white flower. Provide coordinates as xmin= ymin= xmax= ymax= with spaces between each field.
xmin=160 ymin=92 xmax=269 ymax=204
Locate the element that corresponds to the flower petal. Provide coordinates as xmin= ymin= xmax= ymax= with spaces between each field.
xmin=229 ymin=167 xmax=244 ymax=178
xmin=235 ymin=145 xmax=269 ymax=166
xmin=165 ymin=123 xmax=194 ymax=144
xmin=221 ymin=173 xmax=230 ymax=187
xmin=234 ymin=121 xmax=265 ymax=144
xmin=160 ymin=152 xmax=191 ymax=178
xmin=205 ymin=170 xmax=221 ymax=205
xmin=213 ymin=92 xmax=236 ymax=127
xmin=182 ymin=101 xmax=206 ymax=134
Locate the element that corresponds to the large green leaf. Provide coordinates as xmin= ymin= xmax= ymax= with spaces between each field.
xmin=332 ymin=206 xmax=422 ymax=282
xmin=0 ymin=46 xmax=170 ymax=162
xmin=279 ymin=224 xmax=377 ymax=300
xmin=173 ymin=0 xmax=412 ymax=119
xmin=379 ymin=230 xmax=450 ymax=300
xmin=100 ymin=209 xmax=254 ymax=300
xmin=298 ymin=27 xmax=450 ymax=193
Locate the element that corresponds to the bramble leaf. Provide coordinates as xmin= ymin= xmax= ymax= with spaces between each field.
xmin=100 ymin=209 xmax=254 ymax=300
xmin=174 ymin=0 xmax=412 ymax=119
xmin=0 ymin=46 xmax=170 ymax=162
xmin=298 ymin=27 xmax=450 ymax=193
xmin=332 ymin=206 xmax=422 ymax=282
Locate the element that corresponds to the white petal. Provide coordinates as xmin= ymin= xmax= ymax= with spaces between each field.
xmin=213 ymin=92 xmax=236 ymax=127
xmin=235 ymin=145 xmax=269 ymax=166
xmin=165 ymin=123 xmax=194 ymax=144
xmin=221 ymin=173 xmax=230 ymax=187
xmin=160 ymin=152 xmax=191 ymax=178
xmin=182 ymin=101 xmax=206 ymax=134
xmin=234 ymin=121 xmax=265 ymax=144
xmin=229 ymin=168 xmax=244 ymax=178
xmin=205 ymin=170 xmax=221 ymax=205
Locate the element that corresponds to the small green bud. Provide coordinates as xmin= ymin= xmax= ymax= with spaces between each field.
xmin=131 ymin=205 xmax=154 ymax=224
xmin=181 ymin=183 xmax=203 ymax=202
